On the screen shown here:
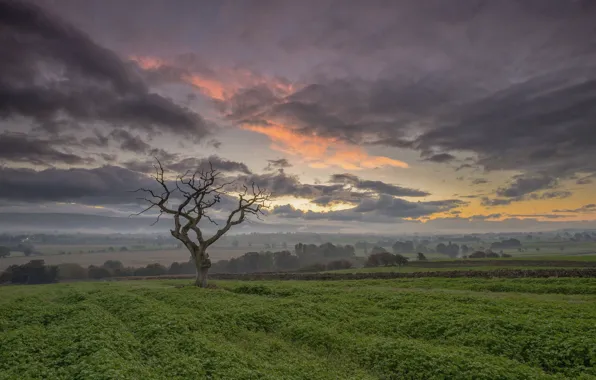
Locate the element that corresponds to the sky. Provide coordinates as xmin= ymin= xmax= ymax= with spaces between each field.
xmin=1 ymin=0 xmax=596 ymax=234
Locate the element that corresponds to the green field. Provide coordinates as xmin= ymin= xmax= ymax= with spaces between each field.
xmin=1 ymin=278 xmax=595 ymax=379
xmin=331 ymin=265 xmax=588 ymax=273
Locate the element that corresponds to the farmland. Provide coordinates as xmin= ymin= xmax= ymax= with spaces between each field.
xmin=1 ymin=278 xmax=595 ymax=379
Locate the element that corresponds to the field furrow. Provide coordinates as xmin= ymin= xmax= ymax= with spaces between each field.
xmin=0 ymin=278 xmax=595 ymax=379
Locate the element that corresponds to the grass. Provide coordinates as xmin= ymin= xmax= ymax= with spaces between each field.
xmin=1 ymin=278 xmax=595 ymax=379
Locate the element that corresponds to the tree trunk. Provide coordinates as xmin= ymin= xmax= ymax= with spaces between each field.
xmin=193 ymin=249 xmax=211 ymax=288
xmin=195 ymin=266 xmax=208 ymax=288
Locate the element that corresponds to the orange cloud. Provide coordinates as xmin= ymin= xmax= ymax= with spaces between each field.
xmin=131 ymin=55 xmax=405 ymax=171
xmin=131 ymin=55 xmax=165 ymax=70
xmin=243 ymin=123 xmax=408 ymax=170
xmin=130 ymin=55 xmax=294 ymax=101
xmin=181 ymin=74 xmax=227 ymax=100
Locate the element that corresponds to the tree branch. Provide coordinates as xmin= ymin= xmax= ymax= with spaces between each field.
xmin=133 ymin=159 xmax=270 ymax=252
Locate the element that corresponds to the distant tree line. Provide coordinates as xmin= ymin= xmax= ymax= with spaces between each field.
xmin=436 ymin=242 xmax=461 ymax=258
xmin=211 ymin=242 xmax=357 ymax=273
xmin=0 ymin=242 xmax=363 ymax=283
xmin=0 ymin=259 xmax=197 ymax=284
xmin=364 ymin=247 xmax=409 ymax=267
xmin=0 ymin=243 xmax=39 ymax=257
xmin=0 ymin=260 xmax=58 ymax=284
xmin=490 ymin=238 xmax=522 ymax=250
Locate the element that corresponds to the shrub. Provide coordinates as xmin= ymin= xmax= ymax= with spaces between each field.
xmin=134 ymin=263 xmax=167 ymax=277
xmin=57 ymin=263 xmax=88 ymax=280
xmin=298 ymin=263 xmax=327 ymax=272
xmin=168 ymin=261 xmax=196 ymax=275
xmin=88 ymin=265 xmax=112 ymax=279
xmin=326 ymin=259 xmax=353 ymax=271
xmin=469 ymin=251 xmax=487 ymax=259
xmin=1 ymin=260 xmax=58 ymax=284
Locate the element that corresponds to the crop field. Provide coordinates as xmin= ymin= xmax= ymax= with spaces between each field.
xmin=1 ymin=278 xmax=595 ymax=379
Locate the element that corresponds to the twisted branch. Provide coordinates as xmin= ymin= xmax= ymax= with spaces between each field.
xmin=133 ymin=158 xmax=270 ymax=250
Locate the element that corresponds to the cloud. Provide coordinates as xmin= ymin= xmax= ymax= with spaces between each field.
xmin=353 ymin=195 xmax=465 ymax=218
xmin=576 ymin=175 xmax=594 ymax=185
xmin=329 ymin=173 xmax=429 ymax=197
xmin=169 ymin=155 xmax=253 ymax=175
xmin=459 ymin=194 xmax=481 ymax=199
xmin=455 ymin=164 xmax=476 ymax=171
xmin=264 ymin=158 xmax=292 ymax=171
xmin=272 ymin=195 xmax=465 ymax=222
xmin=469 ymin=213 xmax=502 ymax=221
xmin=123 ymin=155 xmax=252 ymax=175
xmin=0 ymin=0 xmax=208 ymax=138
xmin=271 ymin=204 xmax=305 ymax=218
xmin=424 ymin=153 xmax=456 ymax=163
xmin=553 ymin=204 xmax=596 ymax=213
xmin=237 ymin=171 xmax=345 ymax=199
xmin=535 ymin=190 xmax=572 ymax=200
xmin=481 ymin=187 xmax=572 ymax=206
xmin=132 ymin=54 xmax=295 ymax=102
xmin=505 ymin=213 xmax=569 ymax=219
xmin=471 ymin=178 xmax=489 ymax=185
xmin=481 ymin=197 xmax=514 ymax=207
xmin=0 ymin=165 xmax=154 ymax=205
xmin=0 ymin=132 xmax=90 ymax=165
xmin=242 ymin=122 xmax=408 ymax=170
xmin=216 ymin=2 xmax=596 ymax=180
xmin=109 ymin=130 xmax=152 ymax=154
xmin=496 ymin=174 xmax=557 ymax=198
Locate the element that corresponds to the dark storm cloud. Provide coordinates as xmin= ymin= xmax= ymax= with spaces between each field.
xmin=271 ymin=204 xmax=305 ymax=219
xmin=264 ymin=158 xmax=292 ymax=171
xmin=0 ymin=132 xmax=90 ymax=165
xmin=495 ymin=174 xmax=557 ymax=198
xmin=0 ymin=162 xmax=257 ymax=211
xmin=80 ymin=130 xmax=110 ymax=148
xmin=238 ymin=171 xmax=345 ymax=199
xmin=0 ymin=0 xmax=208 ymax=137
xmin=0 ymin=165 xmax=154 ymax=204
xmin=272 ymin=195 xmax=465 ymax=222
xmin=123 ymin=155 xmax=252 ymax=175
xmin=30 ymin=1 xmax=596 ymax=180
xmin=109 ymin=130 xmax=151 ymax=153
xmin=352 ymin=196 xmax=465 ymax=218
xmin=481 ymin=186 xmax=572 ymax=206
xmin=226 ymin=85 xmax=281 ymax=122
xmin=212 ymin=1 xmax=596 ymax=180
xmin=168 ymin=156 xmax=253 ymax=175
xmin=481 ymin=197 xmax=514 ymax=207
xmin=424 ymin=153 xmax=456 ymax=163
xmin=329 ymin=173 xmax=429 ymax=197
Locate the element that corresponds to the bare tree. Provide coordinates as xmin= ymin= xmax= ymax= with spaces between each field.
xmin=134 ymin=159 xmax=269 ymax=287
